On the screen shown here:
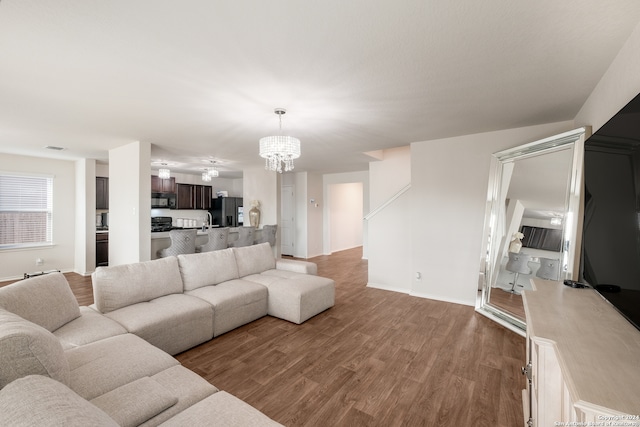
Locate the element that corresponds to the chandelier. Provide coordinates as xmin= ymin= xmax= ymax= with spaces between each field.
xmin=158 ymin=166 xmax=170 ymax=179
xmin=259 ymin=108 xmax=300 ymax=173
xmin=202 ymin=160 xmax=218 ymax=182
xmin=207 ymin=161 xmax=219 ymax=178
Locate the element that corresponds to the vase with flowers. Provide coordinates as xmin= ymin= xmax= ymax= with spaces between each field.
xmin=509 ymin=231 xmax=524 ymax=253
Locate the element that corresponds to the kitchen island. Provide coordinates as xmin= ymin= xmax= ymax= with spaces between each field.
xmin=150 ymin=227 xmax=263 ymax=259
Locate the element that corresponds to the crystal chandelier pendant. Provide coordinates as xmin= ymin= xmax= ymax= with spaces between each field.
xmin=200 ymin=160 xmax=219 ymax=182
xmin=205 ymin=160 xmax=219 ymax=178
xmin=158 ymin=167 xmax=170 ymax=179
xmin=259 ymin=109 xmax=301 ymax=173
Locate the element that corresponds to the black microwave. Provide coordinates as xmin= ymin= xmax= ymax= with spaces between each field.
xmin=151 ymin=193 xmax=176 ymax=209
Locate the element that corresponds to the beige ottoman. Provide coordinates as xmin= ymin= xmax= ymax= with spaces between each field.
xmin=243 ymin=270 xmax=335 ymax=324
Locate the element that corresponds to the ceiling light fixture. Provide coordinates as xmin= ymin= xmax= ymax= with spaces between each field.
xmin=201 ymin=171 xmax=212 ymax=182
xmin=158 ymin=165 xmax=170 ymax=179
xmin=259 ymin=108 xmax=300 ymax=173
xmin=206 ymin=161 xmax=219 ymax=178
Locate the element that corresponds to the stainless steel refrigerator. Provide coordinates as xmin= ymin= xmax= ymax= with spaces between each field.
xmin=210 ymin=197 xmax=243 ymax=227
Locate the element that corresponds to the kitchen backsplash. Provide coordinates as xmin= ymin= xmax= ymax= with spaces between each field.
xmin=151 ymin=209 xmax=210 ymax=227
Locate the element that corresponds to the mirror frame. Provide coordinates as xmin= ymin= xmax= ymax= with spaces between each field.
xmin=476 ymin=127 xmax=588 ymax=335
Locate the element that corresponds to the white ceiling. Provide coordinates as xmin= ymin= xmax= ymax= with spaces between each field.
xmin=1 ymin=1 xmax=639 ymax=178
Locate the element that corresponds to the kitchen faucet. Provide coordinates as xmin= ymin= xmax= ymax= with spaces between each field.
xmin=206 ymin=212 xmax=213 ymax=228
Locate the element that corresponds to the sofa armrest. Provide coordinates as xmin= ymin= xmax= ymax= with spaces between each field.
xmin=0 ymin=375 xmax=118 ymax=427
xmin=90 ymin=376 xmax=178 ymax=427
xmin=276 ymin=259 xmax=317 ymax=275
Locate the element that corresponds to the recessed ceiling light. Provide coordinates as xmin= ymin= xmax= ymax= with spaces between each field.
xmin=44 ymin=145 xmax=65 ymax=151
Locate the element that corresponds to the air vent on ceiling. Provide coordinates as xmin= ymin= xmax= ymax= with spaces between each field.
xmin=44 ymin=146 xmax=65 ymax=151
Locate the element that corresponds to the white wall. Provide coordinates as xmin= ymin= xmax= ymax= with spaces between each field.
xmin=0 ymin=154 xmax=76 ymax=280
xmin=369 ymin=147 xmax=412 ymax=207
xmin=243 ymin=166 xmax=278 ymax=227
xmin=576 ymin=20 xmax=640 ymax=133
xmin=280 ymin=171 xmax=324 ymax=259
xmin=306 ymin=172 xmax=324 ymax=258
xmin=96 ymin=163 xmax=109 ymax=177
xmin=408 ymin=121 xmax=576 ymax=306
xmin=74 ymin=158 xmax=96 ymax=275
xmin=109 ymin=141 xmax=151 ymax=265
xmin=367 ymin=146 xmax=412 ymax=291
xmin=292 ymin=173 xmax=307 ymax=258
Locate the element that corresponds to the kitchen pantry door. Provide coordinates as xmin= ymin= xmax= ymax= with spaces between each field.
xmin=281 ymin=184 xmax=294 ymax=256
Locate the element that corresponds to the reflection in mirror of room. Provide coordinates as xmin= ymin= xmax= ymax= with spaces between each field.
xmin=495 ymin=216 xmax=564 ymax=295
xmin=476 ymin=127 xmax=587 ymax=334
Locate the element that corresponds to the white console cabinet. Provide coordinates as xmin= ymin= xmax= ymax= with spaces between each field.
xmin=522 ymin=279 xmax=640 ymax=426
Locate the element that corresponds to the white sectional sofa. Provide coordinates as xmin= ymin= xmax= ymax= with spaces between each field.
xmin=0 ymin=243 xmax=335 ymax=427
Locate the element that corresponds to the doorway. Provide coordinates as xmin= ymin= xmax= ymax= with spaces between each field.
xmin=281 ymin=184 xmax=294 ymax=256
xmin=328 ymin=182 xmax=363 ymax=253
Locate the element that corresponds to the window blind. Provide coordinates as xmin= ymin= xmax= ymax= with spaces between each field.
xmin=0 ymin=173 xmax=53 ymax=248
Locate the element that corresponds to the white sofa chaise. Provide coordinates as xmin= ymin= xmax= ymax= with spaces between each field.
xmin=0 ymin=243 xmax=335 ymax=426
xmin=91 ymin=243 xmax=335 ymax=354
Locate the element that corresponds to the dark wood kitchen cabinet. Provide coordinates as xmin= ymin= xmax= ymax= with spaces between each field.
xmin=96 ymin=177 xmax=109 ymax=209
xmin=176 ymin=184 xmax=212 ymax=210
xmin=151 ymin=176 xmax=176 ymax=193
xmin=199 ymin=185 xmax=212 ymax=210
xmin=96 ymin=232 xmax=108 ymax=267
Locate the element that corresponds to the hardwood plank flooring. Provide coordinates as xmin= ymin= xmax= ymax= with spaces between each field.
xmin=489 ymin=288 xmax=526 ymax=320
xmin=0 ymin=248 xmax=526 ymax=426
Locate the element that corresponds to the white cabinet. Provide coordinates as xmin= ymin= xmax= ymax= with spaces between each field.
xmin=522 ymin=279 xmax=640 ymax=427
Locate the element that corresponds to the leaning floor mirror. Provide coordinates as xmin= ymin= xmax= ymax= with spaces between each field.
xmin=476 ymin=127 xmax=588 ymax=335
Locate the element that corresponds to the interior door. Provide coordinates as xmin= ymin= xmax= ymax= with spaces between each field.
xmin=281 ymin=185 xmax=294 ymax=256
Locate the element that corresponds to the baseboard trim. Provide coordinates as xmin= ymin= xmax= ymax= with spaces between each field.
xmin=366 ymin=282 xmax=411 ymax=294
xmin=409 ymin=290 xmax=475 ymax=307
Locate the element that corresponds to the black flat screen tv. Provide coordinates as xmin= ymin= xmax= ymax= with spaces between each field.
xmin=581 ymin=91 xmax=640 ymax=331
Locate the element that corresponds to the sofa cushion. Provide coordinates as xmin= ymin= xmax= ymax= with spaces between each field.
xmin=242 ymin=274 xmax=335 ymax=324
xmin=232 ymin=242 xmax=276 ymax=277
xmin=66 ymin=333 xmax=179 ymax=400
xmin=54 ymin=306 xmax=128 ymax=350
xmin=0 ymin=272 xmax=80 ymax=332
xmin=161 ymin=391 xmax=284 ymax=427
xmin=0 ymin=375 xmax=118 ymax=427
xmin=178 ymin=248 xmax=239 ymax=291
xmin=90 ymin=376 xmax=178 ymax=427
xmin=92 ymin=256 xmax=184 ymax=313
xmin=102 ymin=294 xmax=214 ymax=355
xmin=275 ymin=258 xmax=318 ymax=275
xmin=0 ymin=309 xmax=70 ymax=388
xmin=186 ymin=279 xmax=268 ymax=336
xmin=139 ymin=366 xmax=218 ymax=427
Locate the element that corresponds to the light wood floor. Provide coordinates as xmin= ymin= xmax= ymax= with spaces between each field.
xmin=1 ymin=248 xmax=526 ymax=426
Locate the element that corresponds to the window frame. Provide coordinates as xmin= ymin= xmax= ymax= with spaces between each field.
xmin=0 ymin=171 xmax=54 ymax=250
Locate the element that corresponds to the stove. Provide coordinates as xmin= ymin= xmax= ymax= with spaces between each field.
xmin=151 ymin=216 xmax=173 ymax=232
